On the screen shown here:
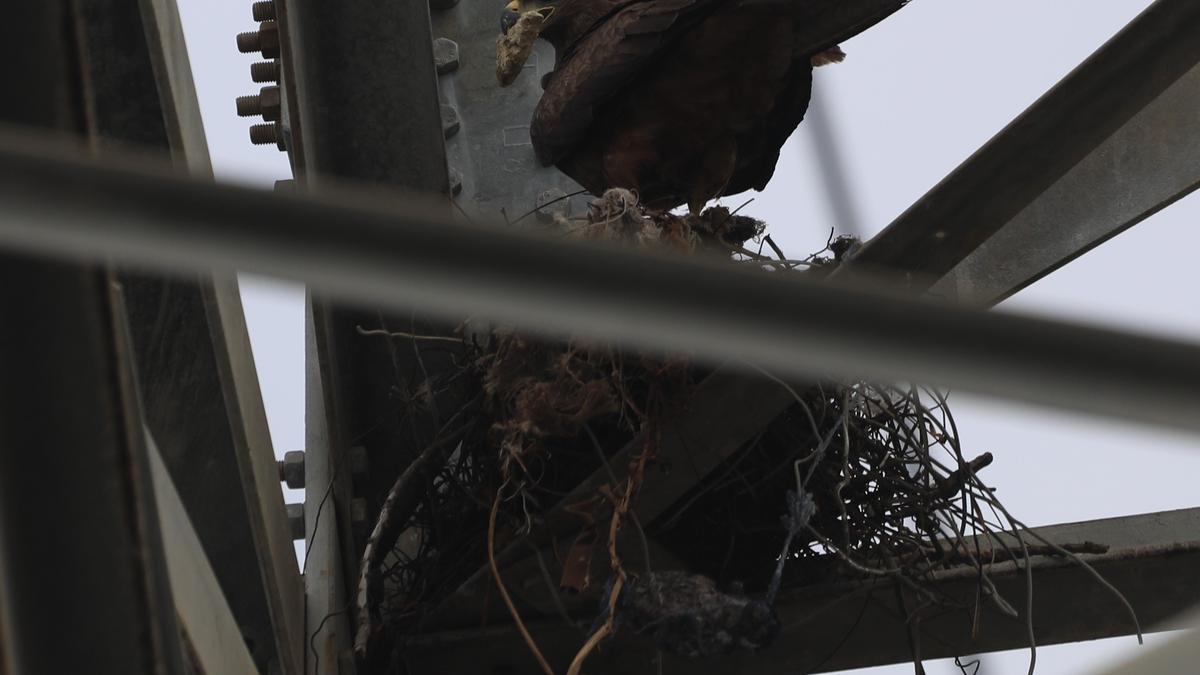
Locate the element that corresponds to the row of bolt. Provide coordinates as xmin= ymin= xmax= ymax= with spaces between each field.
xmin=236 ymin=1 xmax=285 ymax=149
xmin=277 ymin=448 xmax=374 ymax=543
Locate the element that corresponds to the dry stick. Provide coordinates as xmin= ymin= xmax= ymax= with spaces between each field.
xmin=355 ymin=324 xmax=464 ymax=345
xmin=489 ymin=488 xmax=557 ymax=675
xmin=567 ymin=445 xmax=652 ymax=675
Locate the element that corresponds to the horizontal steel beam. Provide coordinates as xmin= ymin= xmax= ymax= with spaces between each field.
xmin=404 ymin=507 xmax=1200 ymax=674
xmin=845 ymin=0 xmax=1200 ymax=289
xmin=2 ymin=134 xmax=1200 ymax=435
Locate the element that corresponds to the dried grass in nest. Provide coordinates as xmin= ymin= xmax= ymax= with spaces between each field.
xmin=351 ymin=190 xmax=1140 ymax=675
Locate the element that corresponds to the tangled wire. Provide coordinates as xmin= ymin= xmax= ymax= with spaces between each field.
xmin=348 ymin=191 xmax=1139 ymax=675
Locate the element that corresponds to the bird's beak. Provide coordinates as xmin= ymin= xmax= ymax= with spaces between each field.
xmin=501 ymin=0 xmax=521 ymax=35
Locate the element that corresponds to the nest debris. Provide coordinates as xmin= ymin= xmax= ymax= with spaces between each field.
xmin=347 ymin=190 xmax=1140 ymax=675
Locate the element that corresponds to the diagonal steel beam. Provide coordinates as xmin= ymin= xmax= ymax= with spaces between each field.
xmin=841 ymin=0 xmax=1200 ymax=289
xmin=933 ymin=60 xmax=1200 ymax=305
xmin=146 ymin=432 xmax=260 ymax=675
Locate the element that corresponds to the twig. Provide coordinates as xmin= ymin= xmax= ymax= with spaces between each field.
xmin=490 ymin=487 xmax=556 ymax=675
xmin=355 ymin=324 xmax=464 ymax=345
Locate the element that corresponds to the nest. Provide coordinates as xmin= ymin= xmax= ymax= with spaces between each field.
xmin=348 ymin=191 xmax=1138 ymax=675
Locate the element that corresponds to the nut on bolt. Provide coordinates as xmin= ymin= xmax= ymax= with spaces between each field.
xmin=277 ymin=450 xmax=305 ymax=489
xmin=236 ymin=85 xmax=282 ymax=121
xmin=258 ymin=85 xmax=282 ymax=121
xmin=441 ymin=104 xmax=460 ymax=139
xmin=237 ymin=21 xmax=280 ymax=59
xmin=433 ymin=38 xmax=460 ymax=75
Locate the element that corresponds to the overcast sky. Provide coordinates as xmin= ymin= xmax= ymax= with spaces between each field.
xmin=177 ymin=1 xmax=1196 ymax=673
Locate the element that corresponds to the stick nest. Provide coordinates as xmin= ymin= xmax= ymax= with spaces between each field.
xmin=349 ymin=190 xmax=1137 ymax=675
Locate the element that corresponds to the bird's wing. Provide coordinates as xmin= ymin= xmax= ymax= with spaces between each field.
xmin=532 ymin=0 xmax=723 ymax=167
xmin=532 ymin=0 xmax=907 ymax=168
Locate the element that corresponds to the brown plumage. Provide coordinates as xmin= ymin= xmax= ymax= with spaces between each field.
xmin=500 ymin=0 xmax=906 ymax=212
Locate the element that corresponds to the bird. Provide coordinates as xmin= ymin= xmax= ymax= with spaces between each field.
xmin=498 ymin=0 xmax=907 ymax=213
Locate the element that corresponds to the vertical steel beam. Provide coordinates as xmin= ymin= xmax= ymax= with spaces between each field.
xmin=282 ymin=1 xmax=456 ymax=672
xmin=0 ymin=5 xmax=183 ymax=673
xmin=0 ymin=264 xmax=187 ymax=675
xmin=285 ymin=0 xmax=448 ymax=190
xmin=305 ymin=296 xmax=354 ymax=675
xmin=71 ymin=2 xmax=305 ymax=672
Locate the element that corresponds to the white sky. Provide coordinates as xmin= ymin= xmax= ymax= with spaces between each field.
xmin=177 ymin=1 xmax=1198 ymax=673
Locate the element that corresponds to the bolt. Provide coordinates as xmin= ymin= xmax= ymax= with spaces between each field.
xmin=251 ymin=0 xmax=276 ymax=22
xmin=286 ymin=503 xmax=304 ymax=540
xmin=249 ymin=122 xmax=278 ymax=146
xmin=236 ymin=94 xmax=262 ymax=118
xmin=237 ymin=21 xmax=280 ymax=59
xmin=448 ymin=168 xmax=463 ymax=197
xmin=277 ymin=450 xmax=305 ymax=489
xmin=441 ymin=104 xmax=460 ymax=139
xmin=433 ymin=38 xmax=460 ymax=75
xmin=251 ymin=60 xmax=279 ymax=83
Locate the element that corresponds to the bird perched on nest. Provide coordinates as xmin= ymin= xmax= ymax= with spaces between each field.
xmin=497 ymin=0 xmax=907 ymax=213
